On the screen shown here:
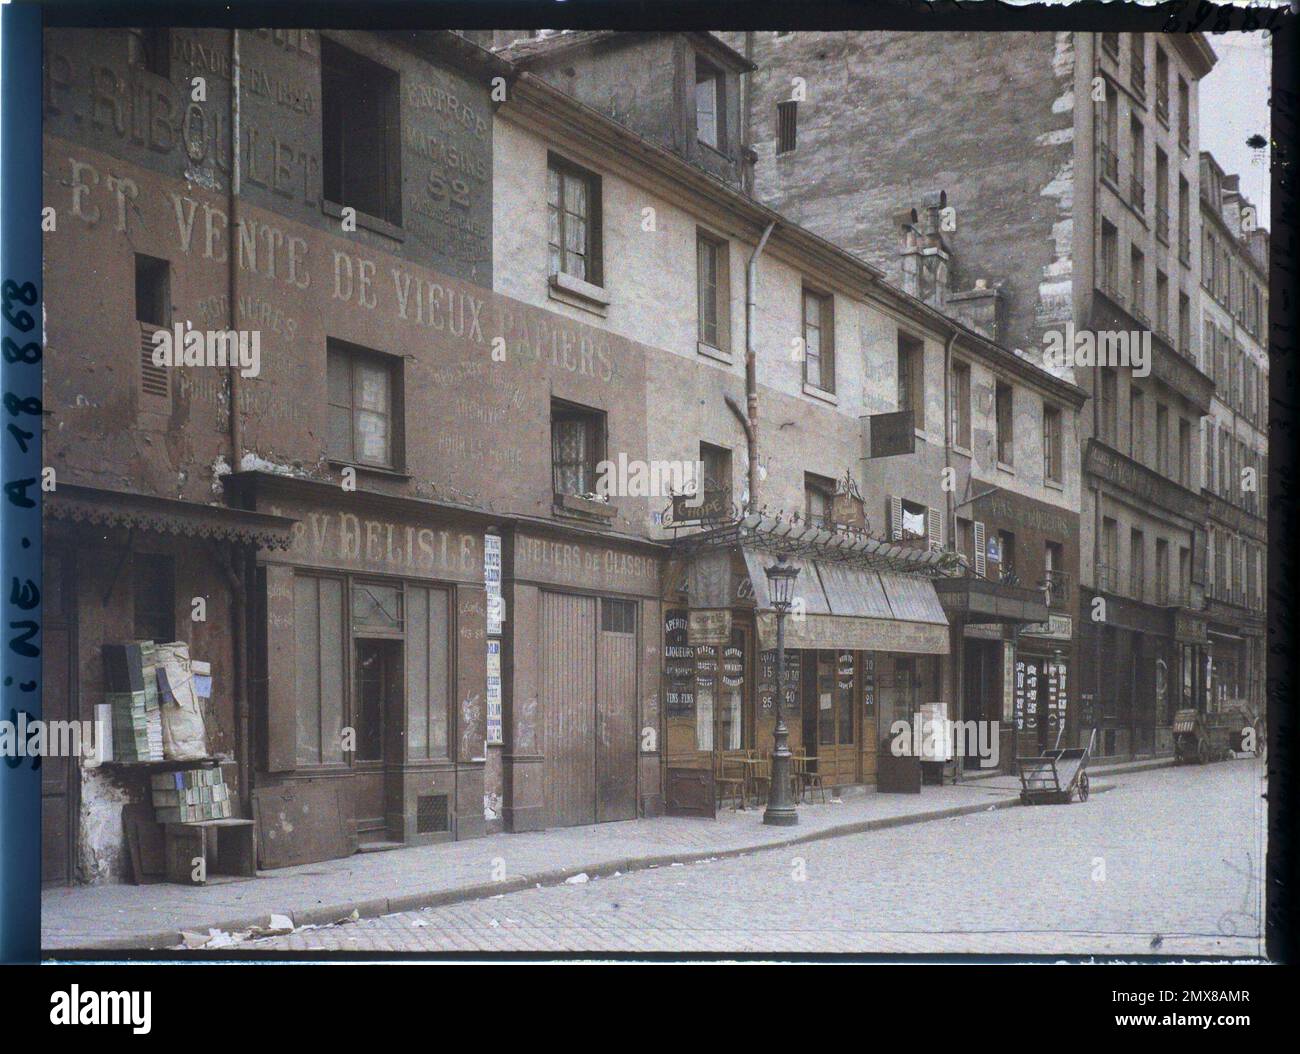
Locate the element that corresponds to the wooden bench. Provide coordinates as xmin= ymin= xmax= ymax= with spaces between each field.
xmin=164 ymin=818 xmax=257 ymax=885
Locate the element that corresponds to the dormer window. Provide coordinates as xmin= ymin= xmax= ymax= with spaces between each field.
xmin=695 ymin=59 xmax=723 ymax=150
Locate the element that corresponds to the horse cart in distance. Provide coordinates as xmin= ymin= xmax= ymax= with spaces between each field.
xmin=1172 ymin=706 xmax=1265 ymax=764
xmin=1017 ymin=728 xmax=1096 ymax=805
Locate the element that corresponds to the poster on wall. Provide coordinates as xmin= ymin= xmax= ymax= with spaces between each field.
xmin=862 ymin=653 xmax=876 ymax=717
xmin=486 ymin=639 xmax=503 ymax=745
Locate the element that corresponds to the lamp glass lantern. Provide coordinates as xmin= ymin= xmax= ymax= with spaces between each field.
xmin=764 ymin=556 xmax=800 ymax=610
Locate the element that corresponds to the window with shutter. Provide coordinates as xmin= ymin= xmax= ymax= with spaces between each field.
xmin=927 ymin=506 xmax=942 ymax=553
xmin=973 ymin=521 xmax=987 ymax=578
xmin=888 ymin=495 xmax=903 ymax=541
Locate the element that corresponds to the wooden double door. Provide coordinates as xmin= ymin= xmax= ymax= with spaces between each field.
xmin=540 ymin=592 xmax=639 ymax=828
xmin=801 ymin=650 xmax=860 ymax=787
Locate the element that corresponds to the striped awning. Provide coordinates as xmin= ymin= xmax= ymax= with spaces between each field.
xmin=744 ymin=551 xmax=949 ymax=654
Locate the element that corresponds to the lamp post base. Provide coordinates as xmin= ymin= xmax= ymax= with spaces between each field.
xmin=762 ymin=806 xmax=799 ymax=826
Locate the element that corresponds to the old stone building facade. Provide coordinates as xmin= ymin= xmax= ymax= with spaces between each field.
xmin=726 ymin=29 xmax=1229 ymax=758
xmin=1198 ymin=151 xmax=1268 ymax=718
xmin=43 ymin=27 xmax=1086 ymax=884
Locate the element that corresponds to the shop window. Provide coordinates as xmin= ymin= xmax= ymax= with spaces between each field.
xmin=321 ymin=38 xmax=401 ymax=226
xmin=803 ymin=287 xmax=834 ymax=392
xmin=551 ymin=399 xmax=606 ymax=497
xmin=294 ymin=574 xmax=347 ymax=768
xmin=405 ymin=585 xmax=451 ymax=760
xmin=805 ymin=472 xmax=836 ymax=527
xmin=776 ymin=100 xmax=798 ymax=154
xmin=995 ymin=381 xmax=1014 ymax=465
xmin=327 ymin=339 xmax=402 ymax=470
xmin=548 ymin=154 xmax=603 ymax=285
xmin=128 ymin=28 xmax=170 ymax=79
xmin=695 ymin=58 xmax=724 ymax=150
xmin=696 ymin=230 xmax=730 ymax=352
xmin=132 ymin=555 xmax=175 ymax=642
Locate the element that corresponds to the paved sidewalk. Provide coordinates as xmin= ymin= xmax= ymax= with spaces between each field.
xmin=42 ymin=768 xmax=1136 ymax=951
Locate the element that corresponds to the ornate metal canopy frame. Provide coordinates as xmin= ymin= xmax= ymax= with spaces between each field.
xmin=670 ymin=510 xmax=951 ymax=576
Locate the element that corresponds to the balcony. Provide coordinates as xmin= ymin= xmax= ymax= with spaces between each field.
xmin=1086 ymin=440 xmax=1210 ymax=522
xmin=933 ymin=568 xmax=1049 ymax=625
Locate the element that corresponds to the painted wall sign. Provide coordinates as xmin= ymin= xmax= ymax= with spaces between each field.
xmin=515 ymin=533 xmax=659 ymax=594
xmin=485 ymin=638 xmax=503 ymax=745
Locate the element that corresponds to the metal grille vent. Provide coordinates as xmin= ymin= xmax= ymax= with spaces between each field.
xmin=416 ymin=793 xmax=449 ymax=834
xmin=139 ymin=322 xmax=170 ymax=399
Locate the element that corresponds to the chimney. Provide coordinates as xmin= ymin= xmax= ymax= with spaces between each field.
xmin=896 ymin=191 xmax=951 ymax=309
xmin=946 ymin=278 xmax=1007 ymax=344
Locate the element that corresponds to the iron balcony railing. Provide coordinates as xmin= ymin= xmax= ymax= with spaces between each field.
xmin=1041 ymin=569 xmax=1072 ymax=608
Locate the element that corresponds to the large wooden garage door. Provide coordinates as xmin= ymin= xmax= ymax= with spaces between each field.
xmin=596 ymin=599 xmax=638 ymax=822
xmin=541 ymin=592 xmax=597 ymax=828
xmin=540 ymin=592 xmax=639 ymax=828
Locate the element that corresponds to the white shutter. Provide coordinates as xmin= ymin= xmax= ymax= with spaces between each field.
xmin=889 ymin=495 xmax=903 ymax=541
xmin=973 ymin=521 xmax=987 ymax=578
xmin=927 ymin=506 xmax=943 ymax=553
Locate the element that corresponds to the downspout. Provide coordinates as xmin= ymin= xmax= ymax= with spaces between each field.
xmin=941 ymin=328 xmax=960 ymax=776
xmin=227 ymin=28 xmax=251 ymax=816
xmin=229 ymin=28 xmax=242 ymax=464
xmin=742 ymin=221 xmax=777 ymax=512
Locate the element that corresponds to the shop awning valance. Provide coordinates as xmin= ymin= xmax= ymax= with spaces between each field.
xmin=46 ymin=484 xmax=299 ymax=550
xmin=743 ymin=551 xmax=950 ymax=654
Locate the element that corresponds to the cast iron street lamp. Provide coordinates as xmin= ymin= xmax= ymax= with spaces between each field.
xmin=764 ymin=555 xmax=801 ymax=826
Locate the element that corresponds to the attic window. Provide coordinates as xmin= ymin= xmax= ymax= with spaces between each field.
xmin=695 ymin=59 xmax=723 ymax=150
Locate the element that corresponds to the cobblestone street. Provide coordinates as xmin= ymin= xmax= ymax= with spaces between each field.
xmin=251 ymin=760 xmax=1268 ymax=957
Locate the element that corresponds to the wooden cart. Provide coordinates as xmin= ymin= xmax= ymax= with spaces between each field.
xmin=1172 ymin=706 xmax=1264 ymax=764
xmin=1017 ymin=728 xmax=1096 ymax=805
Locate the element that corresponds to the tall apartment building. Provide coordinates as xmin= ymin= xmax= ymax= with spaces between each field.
xmin=729 ymin=30 xmax=1220 ymax=758
xmin=1199 ymin=151 xmax=1268 ymax=716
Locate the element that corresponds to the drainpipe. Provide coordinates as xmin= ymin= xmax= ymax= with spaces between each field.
xmin=227 ymin=29 xmax=251 ymax=816
xmin=941 ymin=328 xmax=960 ymax=775
xmin=742 ymin=221 xmax=777 ymax=512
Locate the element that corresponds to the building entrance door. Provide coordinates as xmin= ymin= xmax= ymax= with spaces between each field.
xmin=353 ymin=638 xmax=401 ymax=842
xmin=814 ymin=650 xmax=858 ymax=786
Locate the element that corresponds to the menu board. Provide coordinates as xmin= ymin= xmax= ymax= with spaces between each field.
xmin=758 ymin=649 xmax=801 ymax=712
xmin=1025 ymin=662 xmax=1040 ymax=731
xmin=861 ymin=654 xmax=876 ymax=717
xmin=664 ymin=610 xmax=695 ymax=715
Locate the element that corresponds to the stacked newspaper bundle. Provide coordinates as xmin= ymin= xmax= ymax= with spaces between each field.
xmin=151 ymin=767 xmax=232 ymax=824
xmin=102 ymin=641 xmax=164 ymax=762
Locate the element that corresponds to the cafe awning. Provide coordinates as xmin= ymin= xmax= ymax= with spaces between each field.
xmin=744 ymin=550 xmax=950 ymax=655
